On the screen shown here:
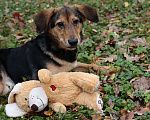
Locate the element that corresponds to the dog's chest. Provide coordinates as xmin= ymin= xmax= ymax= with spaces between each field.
xmin=46 ymin=60 xmax=77 ymax=74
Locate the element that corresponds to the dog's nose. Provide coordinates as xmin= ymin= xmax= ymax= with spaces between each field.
xmin=68 ymin=38 xmax=78 ymax=46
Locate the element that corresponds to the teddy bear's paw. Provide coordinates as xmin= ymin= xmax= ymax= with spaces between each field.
xmin=94 ymin=80 xmax=100 ymax=91
xmin=29 ymin=87 xmax=48 ymax=112
xmin=97 ymin=95 xmax=103 ymax=110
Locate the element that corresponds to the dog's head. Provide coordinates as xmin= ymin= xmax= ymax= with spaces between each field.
xmin=34 ymin=5 xmax=99 ymax=49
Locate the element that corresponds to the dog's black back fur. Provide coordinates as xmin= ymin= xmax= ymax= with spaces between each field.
xmin=0 ymin=33 xmax=77 ymax=83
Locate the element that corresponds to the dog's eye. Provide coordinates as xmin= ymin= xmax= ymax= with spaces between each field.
xmin=57 ymin=22 xmax=64 ymax=29
xmin=73 ymin=19 xmax=79 ymax=26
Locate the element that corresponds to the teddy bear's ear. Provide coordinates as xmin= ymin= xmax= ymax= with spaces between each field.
xmin=8 ymin=83 xmax=22 ymax=103
xmin=38 ymin=69 xmax=52 ymax=83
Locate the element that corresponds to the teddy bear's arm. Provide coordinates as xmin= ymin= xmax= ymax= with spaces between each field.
xmin=5 ymin=103 xmax=27 ymax=117
xmin=49 ymin=102 xmax=66 ymax=113
xmin=72 ymin=73 xmax=100 ymax=93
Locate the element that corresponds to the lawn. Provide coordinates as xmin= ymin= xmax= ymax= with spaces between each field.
xmin=0 ymin=0 xmax=150 ymax=119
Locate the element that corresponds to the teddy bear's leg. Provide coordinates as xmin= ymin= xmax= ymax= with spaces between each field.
xmin=72 ymin=73 xmax=100 ymax=93
xmin=29 ymin=87 xmax=48 ymax=112
xmin=75 ymin=92 xmax=103 ymax=112
xmin=5 ymin=103 xmax=27 ymax=117
xmin=49 ymin=102 xmax=66 ymax=113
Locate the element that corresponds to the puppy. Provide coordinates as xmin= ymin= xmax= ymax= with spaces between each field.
xmin=0 ymin=5 xmax=106 ymax=96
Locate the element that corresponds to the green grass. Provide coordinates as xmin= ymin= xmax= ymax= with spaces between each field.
xmin=0 ymin=0 xmax=150 ymax=119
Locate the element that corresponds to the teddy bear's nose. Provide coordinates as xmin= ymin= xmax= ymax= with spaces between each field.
xmin=31 ymin=104 xmax=38 ymax=111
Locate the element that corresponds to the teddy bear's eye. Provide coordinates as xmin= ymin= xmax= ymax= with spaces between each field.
xmin=25 ymin=98 xmax=27 ymax=101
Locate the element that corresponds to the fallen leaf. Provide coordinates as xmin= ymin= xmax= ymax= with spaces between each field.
xmin=70 ymin=106 xmax=79 ymax=112
xmin=99 ymin=55 xmax=118 ymax=62
xmin=116 ymin=40 xmax=127 ymax=46
xmin=92 ymin=114 xmax=101 ymax=120
xmin=104 ymin=116 xmax=111 ymax=120
xmin=132 ymin=76 xmax=150 ymax=91
xmin=124 ymin=53 xmax=140 ymax=62
xmin=107 ymin=99 xmax=114 ymax=108
xmin=78 ymin=114 xmax=89 ymax=120
xmin=114 ymin=84 xmax=122 ymax=97
xmin=120 ymin=111 xmax=135 ymax=120
xmin=44 ymin=110 xmax=53 ymax=116
xmin=96 ymin=43 xmax=104 ymax=50
xmin=119 ymin=109 xmax=128 ymax=116
xmin=50 ymin=0 xmax=55 ymax=4
xmin=132 ymin=37 xmax=149 ymax=48
xmin=123 ymin=29 xmax=133 ymax=33
xmin=80 ymin=34 xmax=89 ymax=45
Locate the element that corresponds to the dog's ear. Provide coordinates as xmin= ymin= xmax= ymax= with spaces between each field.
xmin=34 ymin=8 xmax=54 ymax=33
xmin=76 ymin=5 xmax=99 ymax=23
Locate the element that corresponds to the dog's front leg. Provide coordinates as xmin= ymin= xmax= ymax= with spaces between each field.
xmin=73 ymin=62 xmax=110 ymax=73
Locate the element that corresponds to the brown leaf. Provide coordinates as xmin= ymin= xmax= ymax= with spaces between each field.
xmin=99 ymin=55 xmax=118 ymax=63
xmin=119 ymin=109 xmax=128 ymax=116
xmin=132 ymin=76 xmax=150 ymax=91
xmin=114 ymin=84 xmax=122 ymax=97
xmin=78 ymin=114 xmax=89 ymax=120
xmin=96 ymin=43 xmax=104 ymax=50
xmin=44 ymin=110 xmax=53 ymax=116
xmin=7 ymin=21 xmax=16 ymax=31
xmin=80 ymin=34 xmax=89 ymax=45
xmin=123 ymin=29 xmax=133 ymax=33
xmin=50 ymin=0 xmax=55 ymax=4
xmin=134 ymin=107 xmax=148 ymax=115
xmin=146 ymin=102 xmax=150 ymax=110
xmin=107 ymin=99 xmax=114 ymax=108
xmin=116 ymin=40 xmax=127 ymax=46
xmin=92 ymin=114 xmax=101 ymax=120
xmin=104 ymin=116 xmax=111 ymax=120
xmin=70 ymin=106 xmax=79 ymax=112
xmin=132 ymin=37 xmax=149 ymax=48
xmin=124 ymin=53 xmax=140 ymax=62
xmin=120 ymin=111 xmax=135 ymax=120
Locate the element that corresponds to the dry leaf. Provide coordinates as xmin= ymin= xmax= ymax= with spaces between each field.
xmin=116 ymin=40 xmax=127 ymax=46
xmin=70 ymin=106 xmax=79 ymax=112
xmin=119 ymin=109 xmax=128 ymax=115
xmin=44 ymin=110 xmax=53 ymax=116
xmin=107 ymin=99 xmax=114 ymax=108
xmin=80 ymin=34 xmax=89 ymax=45
xmin=132 ymin=76 xmax=150 ymax=91
xmin=124 ymin=53 xmax=140 ymax=62
xmin=132 ymin=37 xmax=149 ymax=48
xmin=114 ymin=84 xmax=122 ymax=97
xmin=96 ymin=43 xmax=104 ymax=50
xmin=78 ymin=114 xmax=89 ymax=120
xmin=99 ymin=55 xmax=118 ymax=63
xmin=123 ymin=29 xmax=133 ymax=33
xmin=92 ymin=114 xmax=101 ymax=120
xmin=50 ymin=0 xmax=55 ymax=4
xmin=120 ymin=111 xmax=135 ymax=120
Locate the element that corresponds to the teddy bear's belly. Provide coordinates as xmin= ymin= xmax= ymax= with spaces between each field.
xmin=49 ymin=84 xmax=82 ymax=105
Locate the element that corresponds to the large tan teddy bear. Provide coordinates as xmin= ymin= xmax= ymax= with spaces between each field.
xmin=5 ymin=69 xmax=103 ymax=117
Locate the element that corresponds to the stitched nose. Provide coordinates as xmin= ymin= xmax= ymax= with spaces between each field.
xmin=68 ymin=38 xmax=78 ymax=46
xmin=31 ymin=104 xmax=38 ymax=111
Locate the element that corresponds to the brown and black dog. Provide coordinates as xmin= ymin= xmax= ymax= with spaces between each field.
xmin=0 ymin=5 xmax=107 ymax=96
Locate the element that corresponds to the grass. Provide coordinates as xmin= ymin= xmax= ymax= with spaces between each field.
xmin=0 ymin=0 xmax=150 ymax=119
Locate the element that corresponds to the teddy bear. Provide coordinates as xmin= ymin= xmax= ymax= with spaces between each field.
xmin=5 ymin=69 xmax=103 ymax=117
